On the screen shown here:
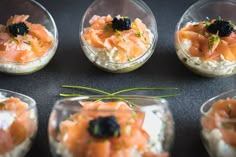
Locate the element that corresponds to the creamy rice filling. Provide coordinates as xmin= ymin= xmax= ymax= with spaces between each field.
xmin=0 ymin=30 xmax=57 ymax=74
xmin=176 ymin=39 xmax=236 ymax=75
xmin=0 ymin=138 xmax=31 ymax=157
xmin=202 ymin=129 xmax=236 ymax=157
xmin=0 ymin=95 xmax=34 ymax=157
xmin=81 ymin=29 xmax=154 ymax=71
xmin=50 ymin=110 xmax=167 ymax=157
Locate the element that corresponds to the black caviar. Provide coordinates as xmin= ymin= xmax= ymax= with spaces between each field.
xmin=88 ymin=115 xmax=120 ymax=139
xmin=207 ymin=20 xmax=234 ymax=37
xmin=7 ymin=22 xmax=29 ymax=37
xmin=112 ymin=17 xmax=131 ymax=31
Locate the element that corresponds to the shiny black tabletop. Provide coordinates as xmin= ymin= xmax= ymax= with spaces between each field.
xmin=0 ymin=0 xmax=235 ymax=157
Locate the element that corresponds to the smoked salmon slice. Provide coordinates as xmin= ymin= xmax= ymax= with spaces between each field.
xmin=201 ymin=98 xmax=236 ymax=147
xmin=0 ymin=15 xmax=53 ymax=63
xmin=178 ymin=19 xmax=236 ymax=61
xmin=0 ymin=97 xmax=35 ymax=155
xmin=57 ymin=101 xmax=167 ymax=157
xmin=82 ymin=15 xmax=153 ymax=63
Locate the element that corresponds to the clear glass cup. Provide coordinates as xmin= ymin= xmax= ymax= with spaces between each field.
xmin=0 ymin=89 xmax=38 ymax=157
xmin=175 ymin=0 xmax=236 ymax=77
xmin=80 ymin=0 xmax=158 ymax=73
xmin=48 ymin=95 xmax=174 ymax=157
xmin=0 ymin=0 xmax=58 ymax=75
xmin=200 ymin=89 xmax=236 ymax=157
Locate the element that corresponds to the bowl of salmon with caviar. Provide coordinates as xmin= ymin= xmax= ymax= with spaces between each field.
xmin=200 ymin=89 xmax=236 ymax=157
xmin=48 ymin=95 xmax=174 ymax=157
xmin=0 ymin=89 xmax=38 ymax=157
xmin=80 ymin=0 xmax=157 ymax=73
xmin=175 ymin=0 xmax=236 ymax=77
xmin=0 ymin=0 xmax=58 ymax=75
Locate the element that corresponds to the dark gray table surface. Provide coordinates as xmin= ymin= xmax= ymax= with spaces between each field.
xmin=0 ymin=0 xmax=236 ymax=157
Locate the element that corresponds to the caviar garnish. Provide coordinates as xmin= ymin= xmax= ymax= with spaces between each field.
xmin=88 ymin=115 xmax=120 ymax=139
xmin=7 ymin=22 xmax=29 ymax=37
xmin=112 ymin=17 xmax=131 ymax=31
xmin=207 ymin=19 xmax=234 ymax=37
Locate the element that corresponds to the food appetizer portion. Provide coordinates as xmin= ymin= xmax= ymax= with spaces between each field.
xmin=0 ymin=93 xmax=37 ymax=157
xmin=81 ymin=15 xmax=155 ymax=73
xmin=49 ymin=97 xmax=174 ymax=157
xmin=176 ymin=18 xmax=236 ymax=77
xmin=201 ymin=96 xmax=236 ymax=157
xmin=0 ymin=15 xmax=57 ymax=74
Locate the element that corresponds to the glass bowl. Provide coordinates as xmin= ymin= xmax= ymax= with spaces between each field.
xmin=48 ymin=95 xmax=174 ymax=157
xmin=0 ymin=89 xmax=38 ymax=156
xmin=200 ymin=89 xmax=236 ymax=157
xmin=175 ymin=0 xmax=236 ymax=77
xmin=0 ymin=0 xmax=58 ymax=75
xmin=80 ymin=0 xmax=158 ymax=73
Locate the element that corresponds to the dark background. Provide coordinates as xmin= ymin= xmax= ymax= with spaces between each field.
xmin=0 ymin=0 xmax=235 ymax=157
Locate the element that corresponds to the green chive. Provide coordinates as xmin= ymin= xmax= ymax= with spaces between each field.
xmin=111 ymin=87 xmax=178 ymax=95
xmin=0 ymin=103 xmax=5 ymax=108
xmin=115 ymin=30 xmax=121 ymax=36
xmin=62 ymin=85 xmax=110 ymax=95
xmin=59 ymin=93 xmax=84 ymax=97
xmin=221 ymin=123 xmax=233 ymax=129
xmin=208 ymin=34 xmax=220 ymax=51
xmin=203 ymin=17 xmax=211 ymax=27
xmin=11 ymin=38 xmax=19 ymax=44
xmin=94 ymin=124 xmax=99 ymax=134
xmin=229 ymin=21 xmax=236 ymax=28
xmin=154 ymin=93 xmax=181 ymax=98
xmin=113 ymin=129 xmax=120 ymax=137
xmin=227 ymin=104 xmax=232 ymax=115
xmin=218 ymin=16 xmax=223 ymax=21
xmin=114 ymin=144 xmax=121 ymax=150
xmin=60 ymin=85 xmax=180 ymax=102
xmin=87 ymin=139 xmax=93 ymax=144
xmin=135 ymin=32 xmax=142 ymax=38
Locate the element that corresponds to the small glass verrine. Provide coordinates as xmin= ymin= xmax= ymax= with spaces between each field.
xmin=0 ymin=89 xmax=38 ymax=157
xmin=200 ymin=89 xmax=236 ymax=157
xmin=48 ymin=95 xmax=174 ymax=157
xmin=80 ymin=0 xmax=158 ymax=73
xmin=0 ymin=0 xmax=58 ymax=75
xmin=175 ymin=0 xmax=236 ymax=77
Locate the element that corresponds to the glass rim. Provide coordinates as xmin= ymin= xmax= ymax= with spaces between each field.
xmin=54 ymin=95 xmax=168 ymax=112
xmin=200 ymin=89 xmax=236 ymax=122
xmin=0 ymin=88 xmax=37 ymax=113
xmin=175 ymin=0 xmax=236 ymax=66
xmin=79 ymin=0 xmax=158 ymax=66
xmin=0 ymin=0 xmax=58 ymax=64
